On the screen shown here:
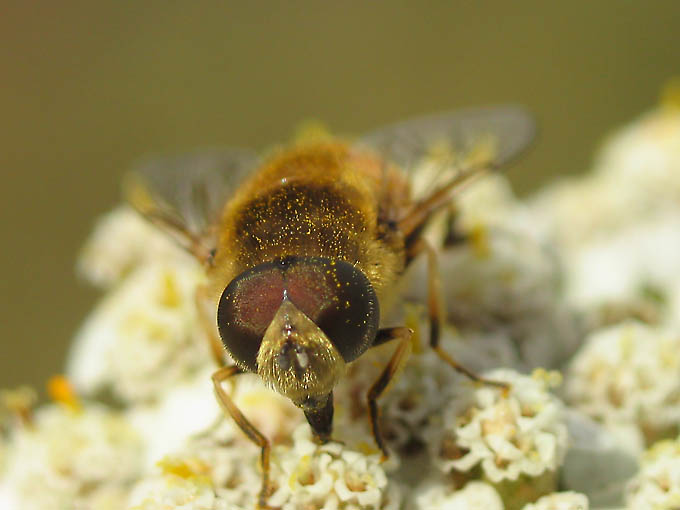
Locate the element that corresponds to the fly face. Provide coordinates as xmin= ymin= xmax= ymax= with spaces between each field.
xmin=216 ymin=256 xmax=379 ymax=410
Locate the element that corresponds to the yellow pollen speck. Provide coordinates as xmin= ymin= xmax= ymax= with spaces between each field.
xmin=158 ymin=271 xmax=181 ymax=308
xmin=404 ymin=304 xmax=423 ymax=353
xmin=289 ymin=454 xmax=312 ymax=488
xmin=47 ymin=375 xmax=81 ymax=413
xmin=531 ymin=368 xmax=562 ymax=389
xmin=358 ymin=441 xmax=380 ymax=456
xmin=293 ymin=120 xmax=332 ymax=144
xmin=469 ymin=223 xmax=490 ymax=258
xmin=157 ymin=457 xmax=211 ymax=481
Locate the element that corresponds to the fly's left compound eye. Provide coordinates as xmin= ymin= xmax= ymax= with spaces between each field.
xmin=284 ymin=257 xmax=380 ymax=363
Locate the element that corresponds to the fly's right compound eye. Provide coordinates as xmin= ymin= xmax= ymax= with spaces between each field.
xmin=217 ymin=262 xmax=287 ymax=372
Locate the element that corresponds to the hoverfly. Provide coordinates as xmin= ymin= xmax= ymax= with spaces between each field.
xmin=126 ymin=106 xmax=533 ymax=508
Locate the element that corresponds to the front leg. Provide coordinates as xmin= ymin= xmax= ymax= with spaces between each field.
xmin=212 ymin=366 xmax=276 ymax=510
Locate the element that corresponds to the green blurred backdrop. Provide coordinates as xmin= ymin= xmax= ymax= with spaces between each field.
xmin=1 ymin=1 xmax=679 ymax=392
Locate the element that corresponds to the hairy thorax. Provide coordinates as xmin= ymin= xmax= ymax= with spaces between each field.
xmin=207 ymin=142 xmax=408 ymax=307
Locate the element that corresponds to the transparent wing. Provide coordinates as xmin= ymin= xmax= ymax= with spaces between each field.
xmin=358 ymin=105 xmax=535 ymax=200
xmin=124 ymin=148 xmax=258 ymax=257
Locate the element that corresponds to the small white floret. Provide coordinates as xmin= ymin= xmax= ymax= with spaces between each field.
xmin=430 ymin=368 xmax=568 ymax=484
xmin=268 ymin=425 xmax=402 ymax=510
xmin=412 ymin=479 xmax=504 ymax=510
xmin=521 ymin=491 xmax=589 ymax=510
xmin=625 ymin=436 xmax=680 ymax=510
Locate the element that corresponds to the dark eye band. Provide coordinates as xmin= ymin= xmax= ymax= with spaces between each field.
xmin=217 ymin=257 xmax=379 ymax=371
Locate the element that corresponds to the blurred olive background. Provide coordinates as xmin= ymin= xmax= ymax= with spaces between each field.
xmin=1 ymin=1 xmax=679 ymax=392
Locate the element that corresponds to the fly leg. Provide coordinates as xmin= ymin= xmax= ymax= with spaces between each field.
xmin=408 ymin=238 xmax=508 ymax=391
xmin=212 ymin=366 xmax=276 ymax=510
xmin=366 ymin=327 xmax=414 ymax=460
xmin=442 ymin=203 xmax=467 ymax=247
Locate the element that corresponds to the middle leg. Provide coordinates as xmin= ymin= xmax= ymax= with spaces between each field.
xmin=366 ymin=327 xmax=414 ymax=460
xmin=408 ymin=238 xmax=508 ymax=390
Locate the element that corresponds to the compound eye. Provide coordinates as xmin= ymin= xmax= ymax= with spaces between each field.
xmin=217 ymin=257 xmax=380 ymax=371
xmin=286 ymin=258 xmax=380 ymax=362
xmin=217 ymin=262 xmax=286 ymax=372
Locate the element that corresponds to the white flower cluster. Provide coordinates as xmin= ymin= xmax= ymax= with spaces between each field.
xmin=435 ymin=227 xmax=579 ymax=369
xmin=429 ymin=369 xmax=568 ymax=485
xmin=530 ymin=106 xmax=680 ymax=249
xmin=531 ymin=106 xmax=680 ymax=322
xmin=596 ymin=107 xmax=680 ymax=221
xmin=332 ymin=335 xmax=574 ymax=510
xmin=128 ymin=420 xmax=259 ymax=509
xmin=564 ymin=212 xmax=680 ymax=319
xmin=130 ymin=423 xmax=401 ymax=510
xmin=625 ymin=436 xmax=680 ymax=510
xmin=332 ymin=333 xmax=518 ymax=464
xmin=0 ymin=403 xmax=143 ymax=510
xmin=78 ymin=206 xmax=194 ymax=289
xmin=565 ymin=321 xmax=680 ymax=444
xmin=269 ymin=425 xmax=402 ymax=510
xmin=69 ymin=208 xmax=213 ymax=403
